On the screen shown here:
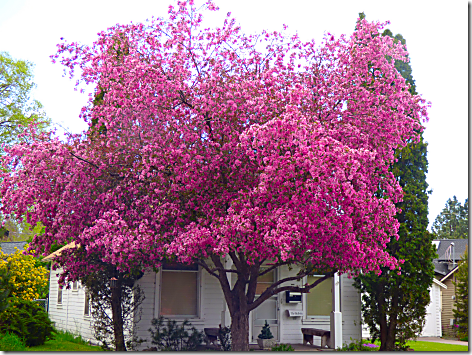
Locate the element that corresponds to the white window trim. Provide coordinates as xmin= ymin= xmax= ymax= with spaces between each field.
xmin=303 ymin=274 xmax=332 ymax=322
xmin=158 ymin=266 xmax=202 ymax=320
xmin=72 ymin=281 xmax=79 ymax=292
xmin=84 ymin=288 xmax=91 ymax=317
xmin=57 ymin=286 xmax=63 ymax=306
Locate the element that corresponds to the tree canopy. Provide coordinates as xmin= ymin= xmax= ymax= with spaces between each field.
xmin=453 ymin=246 xmax=468 ymax=339
xmin=0 ymin=52 xmax=49 ymax=147
xmin=432 ymin=196 xmax=468 ymax=239
xmin=0 ymin=2 xmax=429 ymax=350
xmin=0 ymin=52 xmax=50 ymax=243
xmin=354 ymin=13 xmax=435 ymax=351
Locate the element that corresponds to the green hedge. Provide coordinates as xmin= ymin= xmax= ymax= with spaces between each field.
xmin=0 ymin=299 xmax=54 ymax=346
xmin=0 ymin=332 xmax=27 ymax=351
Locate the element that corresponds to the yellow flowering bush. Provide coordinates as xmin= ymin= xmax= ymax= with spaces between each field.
xmin=0 ymin=244 xmax=49 ymax=301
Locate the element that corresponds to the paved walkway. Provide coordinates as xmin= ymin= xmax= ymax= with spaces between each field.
xmin=416 ymin=337 xmax=469 ymax=346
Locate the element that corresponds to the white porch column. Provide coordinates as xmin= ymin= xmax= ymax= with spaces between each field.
xmin=221 ymin=255 xmax=232 ymax=328
xmin=330 ymin=272 xmax=343 ymax=349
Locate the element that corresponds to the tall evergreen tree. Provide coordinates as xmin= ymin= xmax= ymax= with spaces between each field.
xmin=432 ymin=196 xmax=469 ymax=239
xmin=453 ymin=246 xmax=468 ymax=339
xmin=354 ymin=13 xmax=436 ymax=351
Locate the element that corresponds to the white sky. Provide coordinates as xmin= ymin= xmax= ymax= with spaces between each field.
xmin=0 ymin=0 xmax=468 ymax=230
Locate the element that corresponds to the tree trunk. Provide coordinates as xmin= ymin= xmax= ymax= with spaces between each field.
xmin=230 ymin=310 xmax=250 ymax=352
xmin=111 ymin=282 xmax=126 ymax=351
xmin=377 ymin=284 xmax=389 ymax=351
xmin=379 ymin=303 xmax=397 ymax=351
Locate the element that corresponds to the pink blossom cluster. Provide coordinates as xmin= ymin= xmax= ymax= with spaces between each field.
xmin=0 ymin=1 xmax=428 ymax=281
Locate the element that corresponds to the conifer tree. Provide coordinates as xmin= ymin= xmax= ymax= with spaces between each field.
xmin=354 ymin=13 xmax=436 ymax=351
xmin=432 ymin=196 xmax=468 ymax=239
xmin=453 ymin=246 xmax=468 ymax=339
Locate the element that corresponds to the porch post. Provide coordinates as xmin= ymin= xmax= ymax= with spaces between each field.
xmin=221 ymin=255 xmax=232 ymax=328
xmin=330 ymin=272 xmax=342 ymax=349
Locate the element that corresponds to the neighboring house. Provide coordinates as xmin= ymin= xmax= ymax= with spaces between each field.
xmin=360 ymin=274 xmax=446 ymax=339
xmin=43 ymin=243 xmax=363 ymax=349
xmin=431 ymin=239 xmax=468 ymax=337
xmin=0 ymin=241 xmax=28 ymax=255
xmin=421 ymin=278 xmax=447 ymax=337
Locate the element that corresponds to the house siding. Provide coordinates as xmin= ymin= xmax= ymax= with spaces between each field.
xmin=440 ymin=277 xmax=457 ymax=336
xmin=422 ymin=283 xmax=442 ymax=337
xmin=135 ymin=267 xmax=225 ymax=350
xmin=51 ymin=263 xmax=362 ymax=349
xmin=340 ymin=275 xmax=362 ymax=344
xmin=47 ymin=264 xmax=95 ymax=342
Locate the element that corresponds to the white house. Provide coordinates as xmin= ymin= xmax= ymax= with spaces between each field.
xmin=421 ymin=278 xmax=446 ymax=337
xmin=44 ymin=247 xmax=362 ymax=349
xmin=361 ymin=274 xmax=447 ymax=339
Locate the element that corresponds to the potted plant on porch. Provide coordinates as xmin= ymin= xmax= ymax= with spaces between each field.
xmin=257 ymin=321 xmax=276 ymax=349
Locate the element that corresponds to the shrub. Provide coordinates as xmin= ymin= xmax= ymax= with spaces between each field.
xmin=218 ymin=325 xmax=231 ymax=351
xmin=0 ymin=299 xmax=55 ymax=346
xmin=337 ymin=338 xmax=378 ymax=351
xmin=148 ymin=317 xmax=204 ymax=351
xmin=0 ymin=244 xmax=49 ymax=301
xmin=0 ymin=332 xmax=27 ymax=351
xmin=271 ymin=343 xmax=295 ymax=351
xmin=258 ymin=321 xmax=274 ymax=339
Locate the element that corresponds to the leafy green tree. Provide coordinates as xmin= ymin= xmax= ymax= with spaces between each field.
xmin=0 ymin=52 xmax=49 ymax=147
xmin=453 ymin=246 xmax=468 ymax=339
xmin=432 ymin=196 xmax=468 ymax=239
xmin=0 ymin=218 xmax=44 ymax=242
xmin=0 ymin=52 xmax=50 ymax=243
xmin=354 ymin=13 xmax=436 ymax=351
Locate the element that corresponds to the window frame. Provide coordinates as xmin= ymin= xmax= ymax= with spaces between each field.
xmin=72 ymin=281 xmax=78 ymax=292
xmin=303 ymin=274 xmax=333 ymax=320
xmin=57 ymin=286 xmax=63 ymax=306
xmin=84 ymin=288 xmax=91 ymax=317
xmin=159 ymin=264 xmax=201 ymax=319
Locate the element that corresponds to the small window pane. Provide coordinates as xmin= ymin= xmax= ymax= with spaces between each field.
xmin=256 ymin=269 xmax=275 ymax=295
xmin=84 ymin=291 xmax=90 ymax=316
xmin=161 ymin=271 xmax=198 ymax=317
xmin=72 ymin=281 xmax=78 ymax=291
xmin=57 ymin=287 xmax=62 ymax=305
xmin=306 ymin=276 xmax=332 ymax=317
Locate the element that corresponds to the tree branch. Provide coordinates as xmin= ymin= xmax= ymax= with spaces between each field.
xmin=248 ymin=271 xmax=335 ymax=311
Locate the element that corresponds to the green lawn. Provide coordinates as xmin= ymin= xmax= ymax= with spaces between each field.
xmin=366 ymin=339 xmax=468 ymax=352
xmin=24 ymin=329 xmax=102 ymax=352
xmin=26 ymin=338 xmax=102 ymax=351
xmin=406 ymin=340 xmax=468 ymax=352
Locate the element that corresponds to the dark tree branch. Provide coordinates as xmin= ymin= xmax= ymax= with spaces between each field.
xmin=248 ymin=271 xmax=335 ymax=311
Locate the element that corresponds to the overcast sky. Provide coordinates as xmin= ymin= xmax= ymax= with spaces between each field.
xmin=0 ymin=0 xmax=468 ymax=230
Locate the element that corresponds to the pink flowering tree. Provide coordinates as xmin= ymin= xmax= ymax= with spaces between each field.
xmin=0 ymin=1 xmax=428 ymax=351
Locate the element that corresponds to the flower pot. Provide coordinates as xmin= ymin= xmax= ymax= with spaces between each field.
xmin=257 ymin=338 xmax=276 ymax=349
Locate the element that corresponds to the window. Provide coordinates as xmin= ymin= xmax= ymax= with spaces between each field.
xmin=57 ymin=287 xmax=63 ymax=305
xmin=256 ymin=268 xmax=276 ymax=295
xmin=305 ymin=275 xmax=332 ymax=318
xmin=84 ymin=289 xmax=91 ymax=316
xmin=160 ymin=263 xmax=199 ymax=318
xmin=72 ymin=281 xmax=78 ymax=291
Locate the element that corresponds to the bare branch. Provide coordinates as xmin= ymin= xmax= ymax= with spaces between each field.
xmin=248 ymin=271 xmax=335 ymax=311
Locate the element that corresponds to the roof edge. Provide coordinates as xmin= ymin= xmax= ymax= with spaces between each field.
xmin=42 ymin=242 xmax=78 ymax=262
xmin=433 ymin=278 xmax=447 ymax=289
xmin=440 ymin=266 xmax=459 ymax=283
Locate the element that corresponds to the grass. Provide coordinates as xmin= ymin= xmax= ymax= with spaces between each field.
xmin=405 ymin=340 xmax=468 ymax=352
xmin=365 ymin=339 xmax=468 ymax=352
xmin=25 ymin=329 xmax=102 ymax=352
